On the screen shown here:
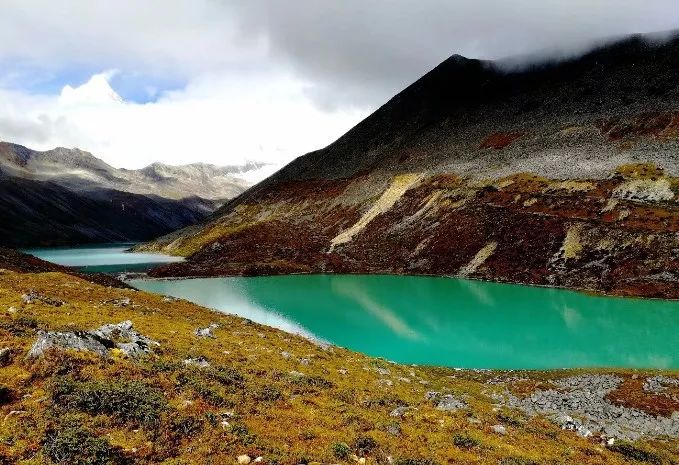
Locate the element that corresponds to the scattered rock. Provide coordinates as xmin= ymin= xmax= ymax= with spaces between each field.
xmin=21 ymin=290 xmax=64 ymax=307
xmin=390 ymin=406 xmax=411 ymax=417
xmin=105 ymin=297 xmax=131 ymax=307
xmin=643 ymin=375 xmax=679 ymax=394
xmin=386 ymin=423 xmax=401 ymax=436
xmin=425 ymin=392 xmax=467 ymax=411
xmin=378 ymin=379 xmax=393 ymax=387
xmin=436 ymin=395 xmax=467 ymax=411
xmin=577 ymin=425 xmax=593 ymax=438
xmin=280 ymin=351 xmax=292 ymax=359
xmin=162 ymin=296 xmax=180 ymax=302
xmin=0 ymin=348 xmax=12 ymax=366
xmin=6 ymin=307 xmax=17 ymax=314
xmin=424 ymin=391 xmax=441 ymax=400
xmin=26 ymin=320 xmax=157 ymax=359
xmin=183 ymin=356 xmax=211 ymax=368
xmin=375 ymin=367 xmax=391 ymax=376
xmin=491 ymin=424 xmax=507 ymax=435
xmin=299 ymin=358 xmax=311 ymax=366
xmin=194 ymin=323 xmax=220 ymax=338
xmin=27 ymin=330 xmax=111 ymax=358
xmin=237 ymin=455 xmax=251 ymax=465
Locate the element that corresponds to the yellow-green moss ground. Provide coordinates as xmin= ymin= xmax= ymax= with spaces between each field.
xmin=0 ymin=271 xmax=677 ymax=464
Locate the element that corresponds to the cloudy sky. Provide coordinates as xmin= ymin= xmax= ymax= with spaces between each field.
xmin=1 ymin=1 xmax=678 ymax=179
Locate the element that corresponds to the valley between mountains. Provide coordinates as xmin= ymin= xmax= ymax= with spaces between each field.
xmin=0 ymin=142 xmax=257 ymax=247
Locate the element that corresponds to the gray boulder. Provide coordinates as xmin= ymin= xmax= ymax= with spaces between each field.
xmin=27 ymin=331 xmax=111 ymax=358
xmin=92 ymin=320 xmax=158 ymax=358
xmin=26 ymin=320 xmax=157 ymax=359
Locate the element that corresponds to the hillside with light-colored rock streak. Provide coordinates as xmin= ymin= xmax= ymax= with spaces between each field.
xmin=139 ymin=32 xmax=679 ymax=299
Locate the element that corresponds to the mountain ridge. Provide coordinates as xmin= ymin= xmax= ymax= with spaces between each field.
xmin=0 ymin=141 xmax=255 ymax=201
xmin=140 ymin=31 xmax=678 ymax=298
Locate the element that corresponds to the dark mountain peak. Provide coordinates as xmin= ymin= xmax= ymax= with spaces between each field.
xmin=258 ymin=29 xmax=679 ymax=186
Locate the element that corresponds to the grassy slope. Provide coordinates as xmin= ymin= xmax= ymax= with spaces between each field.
xmin=0 ymin=270 xmax=677 ymax=464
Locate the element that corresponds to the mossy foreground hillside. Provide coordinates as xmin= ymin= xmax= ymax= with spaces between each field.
xmin=0 ymin=270 xmax=677 ymax=464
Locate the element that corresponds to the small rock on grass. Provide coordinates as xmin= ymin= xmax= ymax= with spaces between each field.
xmin=183 ymin=356 xmax=210 ymax=368
xmin=491 ymin=424 xmax=507 ymax=435
xmin=389 ymin=406 xmax=410 ymax=417
xmin=195 ymin=323 xmax=220 ymax=338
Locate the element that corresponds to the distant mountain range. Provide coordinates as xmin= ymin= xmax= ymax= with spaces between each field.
xmin=0 ymin=142 xmax=259 ymax=200
xmin=139 ymin=31 xmax=679 ymax=299
xmin=0 ymin=142 xmax=257 ymax=246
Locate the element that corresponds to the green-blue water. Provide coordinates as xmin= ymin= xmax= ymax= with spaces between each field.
xmin=129 ymin=274 xmax=679 ymax=370
xmin=24 ymin=245 xmax=679 ymax=369
xmin=25 ymin=243 xmax=182 ymax=273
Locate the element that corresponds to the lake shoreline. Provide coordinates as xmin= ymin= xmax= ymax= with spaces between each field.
xmin=129 ymin=269 xmax=679 ymax=302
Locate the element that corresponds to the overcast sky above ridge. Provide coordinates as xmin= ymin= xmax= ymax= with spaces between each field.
xmin=1 ymin=1 xmax=678 ymax=181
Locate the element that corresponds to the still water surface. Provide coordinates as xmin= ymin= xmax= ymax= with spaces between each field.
xmin=27 ymin=245 xmax=679 ymax=369
xmin=26 ymin=243 xmax=182 ymax=273
xmin=130 ymin=274 xmax=678 ymax=370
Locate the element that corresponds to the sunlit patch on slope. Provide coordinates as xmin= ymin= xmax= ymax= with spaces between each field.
xmin=459 ymin=242 xmax=498 ymax=276
xmin=329 ymin=173 xmax=421 ymax=251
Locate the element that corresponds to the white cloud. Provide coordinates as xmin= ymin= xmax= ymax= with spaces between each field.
xmin=60 ymin=71 xmax=123 ymax=105
xmin=1 ymin=0 xmax=678 ymax=178
xmin=0 ymin=0 xmax=255 ymax=78
xmin=0 ymin=71 xmax=365 ymax=179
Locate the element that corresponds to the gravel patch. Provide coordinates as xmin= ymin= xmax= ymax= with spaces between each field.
xmin=499 ymin=375 xmax=679 ymax=441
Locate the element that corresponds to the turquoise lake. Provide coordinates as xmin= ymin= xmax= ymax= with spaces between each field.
xmin=25 ymin=244 xmax=183 ymax=273
xmin=28 ymin=245 xmax=679 ymax=369
xmin=129 ymin=274 xmax=679 ymax=370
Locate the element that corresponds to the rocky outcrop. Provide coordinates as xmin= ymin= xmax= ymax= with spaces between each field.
xmin=139 ymin=32 xmax=679 ymax=299
xmin=26 ymin=320 xmax=157 ymax=359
